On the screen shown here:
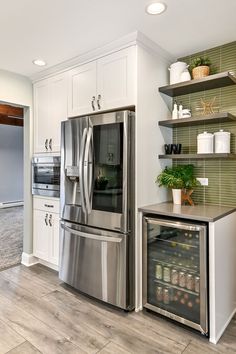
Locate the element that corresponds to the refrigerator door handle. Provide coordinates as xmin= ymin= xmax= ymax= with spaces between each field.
xmin=79 ymin=128 xmax=87 ymax=213
xmin=84 ymin=125 xmax=93 ymax=213
xmin=61 ymin=223 xmax=123 ymax=243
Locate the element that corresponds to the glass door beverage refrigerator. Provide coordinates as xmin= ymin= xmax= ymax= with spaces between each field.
xmin=143 ymin=217 xmax=208 ymax=335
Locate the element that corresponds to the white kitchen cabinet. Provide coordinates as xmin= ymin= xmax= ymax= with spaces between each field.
xmin=34 ymin=72 xmax=68 ymax=153
xmin=33 ymin=197 xmax=60 ymax=266
xmin=97 ymin=47 xmax=135 ymax=111
xmin=33 ymin=209 xmax=49 ymax=261
xmin=68 ymin=61 xmax=97 ymax=117
xmin=68 ymin=46 xmax=135 ymax=117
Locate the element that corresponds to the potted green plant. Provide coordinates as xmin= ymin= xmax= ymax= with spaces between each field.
xmin=189 ymin=57 xmax=212 ymax=79
xmin=95 ymin=175 xmax=109 ymax=190
xmin=156 ymin=165 xmax=200 ymax=205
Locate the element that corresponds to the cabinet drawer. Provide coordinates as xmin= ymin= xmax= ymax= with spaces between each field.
xmin=33 ymin=196 xmax=60 ymax=214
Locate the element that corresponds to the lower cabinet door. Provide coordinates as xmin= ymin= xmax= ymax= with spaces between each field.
xmin=48 ymin=213 xmax=60 ymax=266
xmin=33 ymin=209 xmax=59 ymax=266
xmin=33 ymin=209 xmax=50 ymax=261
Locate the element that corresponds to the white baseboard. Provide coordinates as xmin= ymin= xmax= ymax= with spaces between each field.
xmin=135 ymin=305 xmax=143 ymax=312
xmin=21 ymin=253 xmax=39 ymax=267
xmin=210 ymin=307 xmax=236 ymax=344
xmin=0 ymin=201 xmax=24 ymax=209
xmin=38 ymin=259 xmax=58 ymax=272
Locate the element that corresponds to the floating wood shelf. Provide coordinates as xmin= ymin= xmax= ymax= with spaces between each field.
xmin=159 ymin=153 xmax=236 ymax=160
xmin=159 ymin=71 xmax=236 ymax=97
xmin=158 ymin=112 xmax=236 ymax=128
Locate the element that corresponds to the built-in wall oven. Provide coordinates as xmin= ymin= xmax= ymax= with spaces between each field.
xmin=32 ymin=156 xmax=60 ymax=197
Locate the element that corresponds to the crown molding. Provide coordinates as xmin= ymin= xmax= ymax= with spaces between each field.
xmin=30 ymin=31 xmax=173 ymax=82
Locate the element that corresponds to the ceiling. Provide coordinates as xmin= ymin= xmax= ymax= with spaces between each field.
xmin=1 ymin=0 xmax=236 ymax=77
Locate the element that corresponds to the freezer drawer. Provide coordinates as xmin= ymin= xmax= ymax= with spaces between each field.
xmin=59 ymin=221 xmax=130 ymax=309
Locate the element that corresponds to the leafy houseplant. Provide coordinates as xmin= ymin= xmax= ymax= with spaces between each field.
xmin=95 ymin=175 xmax=109 ymax=190
xmin=189 ymin=57 xmax=214 ymax=79
xmin=156 ymin=165 xmax=200 ymax=205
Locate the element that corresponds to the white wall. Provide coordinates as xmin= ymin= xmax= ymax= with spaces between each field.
xmin=134 ymin=45 xmax=172 ymax=310
xmin=0 ymin=69 xmax=33 ymax=254
xmin=0 ymin=125 xmax=23 ymax=204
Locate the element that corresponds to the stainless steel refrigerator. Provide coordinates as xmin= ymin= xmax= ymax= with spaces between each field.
xmin=59 ymin=110 xmax=135 ymax=310
xmin=143 ymin=217 xmax=208 ymax=335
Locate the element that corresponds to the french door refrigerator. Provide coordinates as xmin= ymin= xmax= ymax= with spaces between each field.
xmin=59 ymin=110 xmax=135 ymax=310
xmin=143 ymin=217 xmax=208 ymax=335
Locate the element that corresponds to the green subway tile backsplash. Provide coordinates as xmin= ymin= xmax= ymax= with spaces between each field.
xmin=173 ymin=41 xmax=236 ymax=206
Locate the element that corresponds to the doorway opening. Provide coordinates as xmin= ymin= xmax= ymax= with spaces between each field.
xmin=0 ymin=104 xmax=24 ymax=270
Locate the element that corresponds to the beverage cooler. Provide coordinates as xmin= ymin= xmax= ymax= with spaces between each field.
xmin=143 ymin=217 xmax=208 ymax=335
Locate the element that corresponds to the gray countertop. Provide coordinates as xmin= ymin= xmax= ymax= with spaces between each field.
xmin=139 ymin=202 xmax=236 ymax=222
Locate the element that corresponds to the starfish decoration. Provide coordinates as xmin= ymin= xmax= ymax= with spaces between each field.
xmin=200 ymin=97 xmax=217 ymax=115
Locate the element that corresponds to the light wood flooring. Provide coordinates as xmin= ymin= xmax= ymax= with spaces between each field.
xmin=0 ymin=264 xmax=235 ymax=354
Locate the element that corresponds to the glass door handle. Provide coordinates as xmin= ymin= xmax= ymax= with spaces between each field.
xmin=145 ymin=217 xmax=205 ymax=232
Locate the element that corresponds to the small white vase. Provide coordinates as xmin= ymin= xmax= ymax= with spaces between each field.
xmin=172 ymin=189 xmax=182 ymax=205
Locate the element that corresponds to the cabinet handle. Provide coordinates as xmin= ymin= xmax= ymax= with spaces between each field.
xmin=48 ymin=214 xmax=52 ymax=227
xmin=91 ymin=96 xmax=96 ymax=111
xmin=97 ymin=94 xmax=101 ymax=110
xmin=49 ymin=138 xmax=52 ymax=151
xmin=44 ymin=213 xmax=48 ymax=226
xmin=45 ymin=139 xmax=48 ymax=151
xmin=44 ymin=204 xmax=54 ymax=208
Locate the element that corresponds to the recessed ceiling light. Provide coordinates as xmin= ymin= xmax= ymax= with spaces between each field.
xmin=146 ymin=2 xmax=167 ymax=15
xmin=32 ymin=59 xmax=47 ymax=66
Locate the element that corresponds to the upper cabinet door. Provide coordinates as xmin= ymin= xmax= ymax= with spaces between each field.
xmin=97 ymin=46 xmax=136 ymax=111
xmin=34 ymin=79 xmax=50 ymax=153
xmin=34 ymin=73 xmax=68 ymax=154
xmin=49 ymin=73 xmax=68 ymax=153
xmin=68 ymin=61 xmax=97 ymax=117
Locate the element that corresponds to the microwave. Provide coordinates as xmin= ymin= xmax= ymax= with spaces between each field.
xmin=32 ymin=156 xmax=60 ymax=197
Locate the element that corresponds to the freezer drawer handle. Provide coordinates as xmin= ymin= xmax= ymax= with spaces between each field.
xmin=61 ymin=224 xmax=122 ymax=243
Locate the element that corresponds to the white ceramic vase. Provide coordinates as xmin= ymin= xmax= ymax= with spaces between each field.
xmin=172 ymin=189 xmax=182 ymax=205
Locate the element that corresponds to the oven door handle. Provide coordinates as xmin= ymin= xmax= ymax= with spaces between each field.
xmin=61 ymin=223 xmax=122 ymax=243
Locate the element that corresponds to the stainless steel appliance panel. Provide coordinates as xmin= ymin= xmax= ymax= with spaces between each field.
xmin=142 ymin=217 xmax=208 ymax=335
xmin=59 ymin=221 xmax=129 ymax=309
xmin=60 ymin=111 xmax=133 ymax=233
xmin=32 ymin=156 xmax=60 ymax=197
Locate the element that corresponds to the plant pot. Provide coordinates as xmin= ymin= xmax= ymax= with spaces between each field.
xmin=172 ymin=189 xmax=182 ymax=205
xmin=192 ymin=65 xmax=210 ymax=79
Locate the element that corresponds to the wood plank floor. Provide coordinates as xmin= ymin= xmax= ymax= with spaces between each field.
xmin=0 ymin=265 xmax=235 ymax=354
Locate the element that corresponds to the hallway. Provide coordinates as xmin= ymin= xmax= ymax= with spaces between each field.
xmin=0 ymin=206 xmax=23 ymax=270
